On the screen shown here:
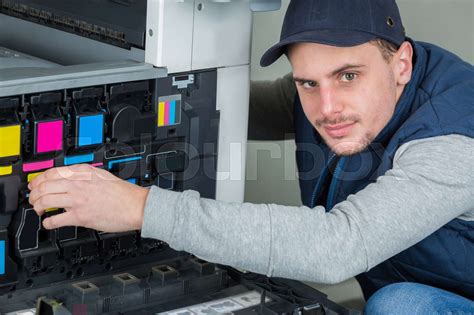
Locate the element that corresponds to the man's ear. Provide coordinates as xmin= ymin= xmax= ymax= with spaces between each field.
xmin=393 ymin=41 xmax=413 ymax=85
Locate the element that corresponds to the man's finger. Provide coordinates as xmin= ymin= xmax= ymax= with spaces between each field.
xmin=32 ymin=194 xmax=74 ymax=216
xmin=29 ymin=179 xmax=74 ymax=205
xmin=29 ymin=167 xmax=64 ymax=190
xmin=43 ymin=211 xmax=76 ymax=229
xmin=29 ymin=164 xmax=94 ymax=190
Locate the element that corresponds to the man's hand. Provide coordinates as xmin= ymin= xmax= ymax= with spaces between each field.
xmin=28 ymin=164 xmax=149 ymax=233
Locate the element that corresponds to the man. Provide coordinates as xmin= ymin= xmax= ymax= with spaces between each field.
xmin=28 ymin=0 xmax=474 ymax=313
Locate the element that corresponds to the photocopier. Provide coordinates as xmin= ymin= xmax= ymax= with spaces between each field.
xmin=0 ymin=1 xmax=359 ymax=314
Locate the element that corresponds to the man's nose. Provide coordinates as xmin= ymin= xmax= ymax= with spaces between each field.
xmin=319 ymin=86 xmax=343 ymax=117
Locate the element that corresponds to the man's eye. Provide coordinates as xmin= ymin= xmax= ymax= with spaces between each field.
xmin=341 ymin=73 xmax=357 ymax=82
xmin=302 ymin=81 xmax=317 ymax=88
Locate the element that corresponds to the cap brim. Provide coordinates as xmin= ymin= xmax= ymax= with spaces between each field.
xmin=260 ymin=30 xmax=378 ymax=67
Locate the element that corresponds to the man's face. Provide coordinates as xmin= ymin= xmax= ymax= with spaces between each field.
xmin=289 ymin=42 xmax=408 ymax=156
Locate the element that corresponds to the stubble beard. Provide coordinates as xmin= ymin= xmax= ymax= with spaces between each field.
xmin=327 ymin=130 xmax=375 ymax=156
xmin=315 ymin=115 xmax=374 ymax=156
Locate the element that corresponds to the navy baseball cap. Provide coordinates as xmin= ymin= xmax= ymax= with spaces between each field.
xmin=260 ymin=0 xmax=406 ymax=67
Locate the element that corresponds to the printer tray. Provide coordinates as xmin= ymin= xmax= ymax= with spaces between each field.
xmin=1 ymin=254 xmax=360 ymax=315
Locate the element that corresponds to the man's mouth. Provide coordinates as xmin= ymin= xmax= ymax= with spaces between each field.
xmin=323 ymin=122 xmax=356 ymax=138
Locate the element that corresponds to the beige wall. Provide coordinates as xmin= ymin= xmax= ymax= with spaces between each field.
xmin=245 ymin=0 xmax=474 ymax=205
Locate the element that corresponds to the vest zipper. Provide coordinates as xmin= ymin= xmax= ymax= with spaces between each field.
xmin=310 ymin=153 xmax=336 ymax=208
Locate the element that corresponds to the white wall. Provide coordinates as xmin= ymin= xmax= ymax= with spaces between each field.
xmin=245 ymin=0 xmax=474 ymax=205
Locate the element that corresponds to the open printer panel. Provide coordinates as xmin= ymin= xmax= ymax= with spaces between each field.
xmin=0 ymin=0 xmax=147 ymax=49
xmin=0 ymin=2 xmax=358 ymax=314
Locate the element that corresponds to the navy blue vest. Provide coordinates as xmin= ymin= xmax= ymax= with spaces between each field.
xmin=294 ymin=41 xmax=474 ymax=300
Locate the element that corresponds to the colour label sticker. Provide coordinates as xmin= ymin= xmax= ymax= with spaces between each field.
xmin=158 ymin=95 xmax=181 ymax=127
xmin=0 ymin=124 xmax=21 ymax=158
xmin=107 ymin=156 xmax=142 ymax=170
xmin=0 ymin=240 xmax=4 ymax=275
xmin=77 ymin=114 xmax=104 ymax=147
xmin=0 ymin=165 xmax=12 ymax=176
xmin=23 ymin=159 xmax=54 ymax=172
xmin=27 ymin=171 xmax=44 ymax=182
xmin=36 ymin=120 xmax=63 ymax=154
xmin=64 ymin=153 xmax=94 ymax=166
